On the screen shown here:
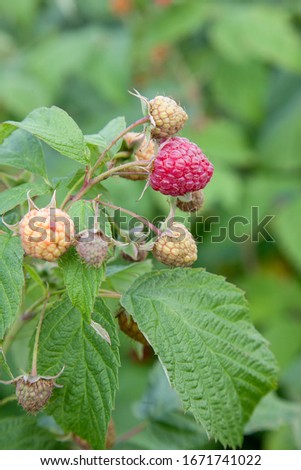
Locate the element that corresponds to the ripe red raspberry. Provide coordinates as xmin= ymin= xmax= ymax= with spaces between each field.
xmin=149 ymin=137 xmax=213 ymax=196
xmin=176 ymin=190 xmax=204 ymax=212
xmin=19 ymin=208 xmax=75 ymax=261
xmin=76 ymin=230 xmax=109 ymax=267
xmin=152 ymin=223 xmax=197 ymax=267
xmin=16 ymin=376 xmax=56 ymax=414
xmin=117 ymin=308 xmax=148 ymax=345
xmin=149 ymin=96 xmax=188 ymax=140
xmin=120 ymin=132 xmax=155 ymax=181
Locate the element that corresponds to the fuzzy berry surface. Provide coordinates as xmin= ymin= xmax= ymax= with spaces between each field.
xmin=176 ymin=190 xmax=204 ymax=212
xmin=152 ymin=223 xmax=197 ymax=267
xmin=16 ymin=377 xmax=55 ymax=414
xmin=121 ymin=132 xmax=155 ymax=181
xmin=149 ymin=96 xmax=188 ymax=140
xmin=117 ymin=308 xmax=148 ymax=345
xmin=76 ymin=231 xmax=109 ymax=267
xmin=19 ymin=208 xmax=75 ymax=261
xmin=149 ymin=137 xmax=214 ymax=196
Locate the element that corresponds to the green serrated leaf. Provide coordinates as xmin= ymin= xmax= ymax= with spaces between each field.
xmin=121 ymin=268 xmax=278 ymax=448
xmin=23 ymin=264 xmax=46 ymax=293
xmin=0 ymin=123 xmax=15 ymax=145
xmin=0 ymin=416 xmax=63 ymax=450
xmin=0 ymin=129 xmax=47 ymax=177
xmin=0 ymin=235 xmax=24 ymax=339
xmin=37 ymin=296 xmax=120 ymax=449
xmin=85 ymin=117 xmax=126 ymax=160
xmin=105 ymin=261 xmax=153 ymax=294
xmin=59 ymin=248 xmax=104 ymax=321
xmin=0 ymin=348 xmax=13 ymax=379
xmin=68 ymin=200 xmax=95 ymax=233
xmin=7 ymin=106 xmax=89 ymax=164
xmin=245 ymin=393 xmax=301 ymax=435
xmin=0 ymin=181 xmax=50 ymax=215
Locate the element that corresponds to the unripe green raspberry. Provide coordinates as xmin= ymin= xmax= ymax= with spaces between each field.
xmin=76 ymin=230 xmax=109 ymax=267
xmin=120 ymin=132 xmax=155 ymax=181
xmin=16 ymin=376 xmax=55 ymax=414
xmin=149 ymin=96 xmax=188 ymax=140
xmin=117 ymin=307 xmax=148 ymax=345
xmin=152 ymin=223 xmax=197 ymax=267
xmin=176 ymin=190 xmax=204 ymax=212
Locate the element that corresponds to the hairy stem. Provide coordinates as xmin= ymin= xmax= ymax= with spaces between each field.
xmin=99 ymin=200 xmax=161 ymax=236
xmin=88 ymin=115 xmax=150 ymax=177
xmin=116 ymin=422 xmax=147 ymax=444
xmin=99 ymin=289 xmax=121 ymax=299
xmin=60 ymin=173 xmax=85 ymax=210
xmin=68 ymin=160 xmax=149 ymax=208
xmin=31 ymin=294 xmax=49 ymax=376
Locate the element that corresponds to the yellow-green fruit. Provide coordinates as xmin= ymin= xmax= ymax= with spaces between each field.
xmin=176 ymin=190 xmax=204 ymax=212
xmin=120 ymin=132 xmax=155 ymax=181
xmin=152 ymin=223 xmax=197 ymax=267
xmin=117 ymin=308 xmax=148 ymax=345
xmin=16 ymin=377 xmax=55 ymax=414
xmin=19 ymin=208 xmax=75 ymax=261
xmin=149 ymin=96 xmax=188 ymax=140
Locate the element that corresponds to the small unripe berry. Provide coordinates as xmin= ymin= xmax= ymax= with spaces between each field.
xmin=16 ymin=376 xmax=55 ymax=414
xmin=149 ymin=96 xmax=188 ymax=140
xmin=176 ymin=190 xmax=204 ymax=212
xmin=117 ymin=308 xmax=148 ymax=345
xmin=152 ymin=223 xmax=197 ymax=267
xmin=150 ymin=137 xmax=213 ymax=197
xmin=76 ymin=230 xmax=109 ymax=267
xmin=120 ymin=132 xmax=155 ymax=181
xmin=19 ymin=208 xmax=75 ymax=261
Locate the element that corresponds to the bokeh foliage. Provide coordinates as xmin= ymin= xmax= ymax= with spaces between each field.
xmin=1 ymin=0 xmax=301 ymax=450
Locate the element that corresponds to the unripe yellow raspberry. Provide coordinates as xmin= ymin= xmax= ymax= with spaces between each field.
xmin=120 ymin=132 xmax=155 ymax=181
xmin=16 ymin=376 xmax=55 ymax=414
xmin=149 ymin=96 xmax=188 ymax=140
xmin=152 ymin=223 xmax=197 ymax=267
xmin=117 ymin=307 xmax=148 ymax=345
xmin=19 ymin=207 xmax=75 ymax=261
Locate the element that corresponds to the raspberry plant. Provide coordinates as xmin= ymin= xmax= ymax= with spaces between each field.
xmin=0 ymin=94 xmax=277 ymax=450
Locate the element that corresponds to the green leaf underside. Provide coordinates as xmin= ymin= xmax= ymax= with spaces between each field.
xmin=59 ymin=248 xmax=105 ymax=321
xmin=7 ymin=106 xmax=89 ymax=164
xmin=0 ymin=129 xmax=47 ymax=177
xmin=0 ymin=235 xmax=24 ymax=339
xmin=121 ymin=268 xmax=278 ymax=448
xmin=0 ymin=416 xmax=63 ymax=450
xmin=85 ymin=116 xmax=126 ymax=158
xmin=37 ymin=297 xmax=120 ymax=449
xmin=245 ymin=392 xmax=301 ymax=435
xmin=0 ymin=181 xmax=50 ymax=215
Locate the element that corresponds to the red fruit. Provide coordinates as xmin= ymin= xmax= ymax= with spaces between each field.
xmin=149 ymin=137 xmax=213 ymax=196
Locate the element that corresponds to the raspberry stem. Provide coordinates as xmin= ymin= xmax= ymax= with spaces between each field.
xmin=31 ymin=294 xmax=49 ymax=376
xmin=99 ymin=289 xmax=121 ymax=299
xmin=98 ymin=200 xmax=162 ymax=236
xmin=67 ymin=160 xmax=150 ymax=208
xmin=88 ymin=115 xmax=151 ymax=177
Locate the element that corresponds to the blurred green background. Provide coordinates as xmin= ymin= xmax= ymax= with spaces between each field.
xmin=1 ymin=0 xmax=301 ymax=450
